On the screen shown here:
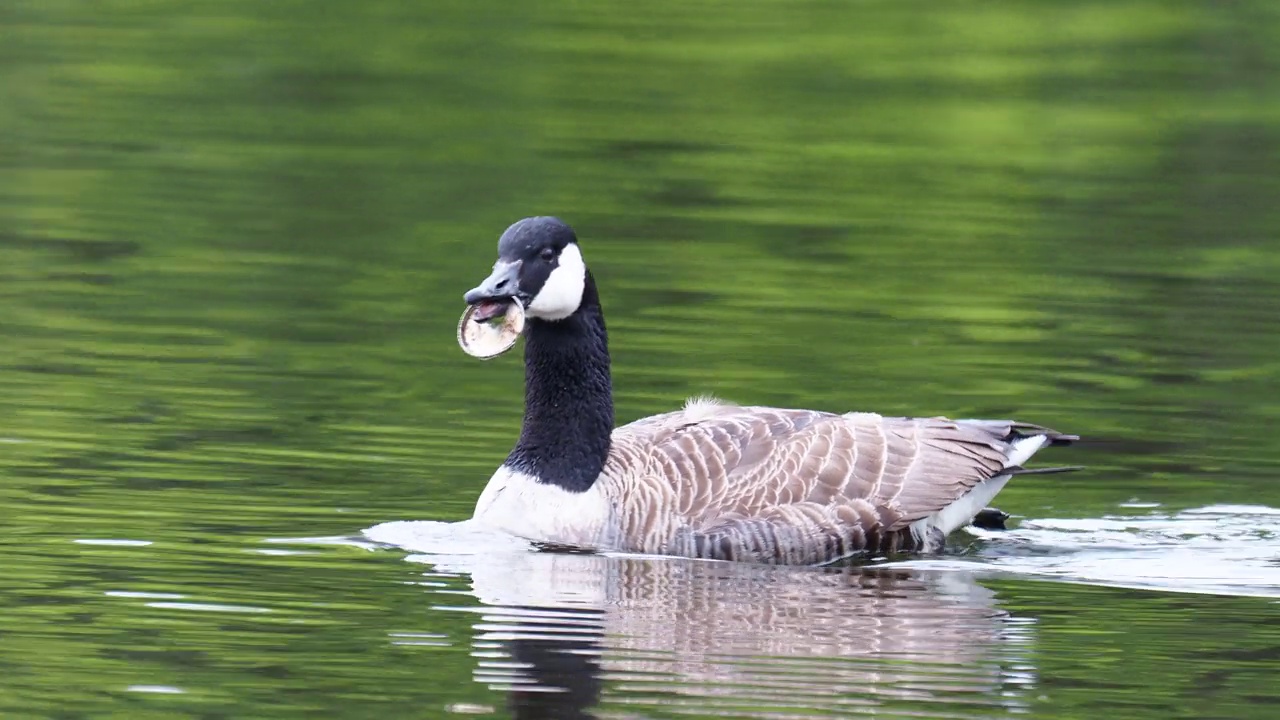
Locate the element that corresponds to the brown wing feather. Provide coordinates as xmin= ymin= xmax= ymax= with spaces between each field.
xmin=610 ymin=402 xmax=1063 ymax=562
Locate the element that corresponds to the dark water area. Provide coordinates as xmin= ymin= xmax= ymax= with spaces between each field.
xmin=3 ymin=1 xmax=1280 ymax=718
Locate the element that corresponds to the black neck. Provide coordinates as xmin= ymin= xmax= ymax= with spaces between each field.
xmin=505 ymin=271 xmax=613 ymax=492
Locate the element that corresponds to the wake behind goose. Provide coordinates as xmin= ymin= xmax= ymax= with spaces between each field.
xmin=878 ymin=504 xmax=1280 ymax=598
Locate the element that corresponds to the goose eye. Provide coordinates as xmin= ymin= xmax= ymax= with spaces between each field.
xmin=539 ymin=247 xmax=556 ymax=262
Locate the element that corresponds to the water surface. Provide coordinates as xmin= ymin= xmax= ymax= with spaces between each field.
xmin=3 ymin=1 xmax=1280 ymax=718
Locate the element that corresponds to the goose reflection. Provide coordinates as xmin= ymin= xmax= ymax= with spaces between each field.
xmin=392 ymin=530 xmax=1038 ymax=720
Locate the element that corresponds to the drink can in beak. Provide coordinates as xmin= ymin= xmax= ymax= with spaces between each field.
xmin=457 ymin=297 xmax=525 ymax=359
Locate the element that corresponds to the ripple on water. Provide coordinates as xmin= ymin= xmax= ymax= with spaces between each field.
xmin=145 ymin=602 xmax=272 ymax=614
xmin=124 ymin=685 xmax=186 ymax=694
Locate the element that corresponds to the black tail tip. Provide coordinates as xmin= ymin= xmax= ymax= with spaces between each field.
xmin=1007 ymin=464 xmax=1085 ymax=476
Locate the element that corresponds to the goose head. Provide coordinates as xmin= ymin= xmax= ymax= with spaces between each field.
xmin=464 ymin=216 xmax=587 ymax=323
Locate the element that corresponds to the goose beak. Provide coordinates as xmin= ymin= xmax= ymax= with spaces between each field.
xmin=464 ymin=260 xmax=521 ymax=322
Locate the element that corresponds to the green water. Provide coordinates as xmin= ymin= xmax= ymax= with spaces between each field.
xmin=3 ymin=0 xmax=1280 ymax=717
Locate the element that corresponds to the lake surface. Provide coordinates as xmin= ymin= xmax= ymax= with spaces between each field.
xmin=3 ymin=1 xmax=1280 ymax=718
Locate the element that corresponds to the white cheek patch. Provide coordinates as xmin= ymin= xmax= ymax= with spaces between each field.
xmin=527 ymin=243 xmax=586 ymax=320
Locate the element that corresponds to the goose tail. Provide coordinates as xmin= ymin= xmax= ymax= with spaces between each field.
xmin=1006 ymin=422 xmax=1079 ymax=446
xmin=1005 ymin=464 xmax=1084 ymax=476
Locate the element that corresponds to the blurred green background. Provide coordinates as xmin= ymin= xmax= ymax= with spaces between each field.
xmin=2 ymin=1 xmax=1279 ymax=718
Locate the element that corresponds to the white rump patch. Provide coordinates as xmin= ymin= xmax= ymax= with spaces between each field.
xmin=1004 ymin=435 xmax=1048 ymax=468
xmin=526 ymin=243 xmax=586 ymax=320
xmin=912 ymin=433 xmax=1052 ymax=542
xmin=919 ymin=475 xmax=1013 ymax=539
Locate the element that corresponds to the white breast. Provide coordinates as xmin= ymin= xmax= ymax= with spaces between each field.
xmin=471 ymin=465 xmax=618 ymax=548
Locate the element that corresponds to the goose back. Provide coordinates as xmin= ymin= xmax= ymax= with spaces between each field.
xmin=596 ymin=398 xmax=1072 ymax=564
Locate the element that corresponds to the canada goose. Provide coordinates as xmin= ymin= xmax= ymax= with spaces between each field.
xmin=460 ymin=217 xmax=1077 ymax=565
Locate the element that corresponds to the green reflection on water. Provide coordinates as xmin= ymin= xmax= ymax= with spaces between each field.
xmin=2 ymin=0 xmax=1279 ymax=718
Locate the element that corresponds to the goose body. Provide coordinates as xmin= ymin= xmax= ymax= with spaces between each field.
xmin=462 ymin=217 xmax=1076 ymax=565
